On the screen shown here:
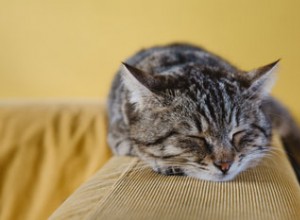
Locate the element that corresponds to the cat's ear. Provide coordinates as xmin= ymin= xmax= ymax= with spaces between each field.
xmin=244 ymin=59 xmax=280 ymax=97
xmin=121 ymin=63 xmax=159 ymax=103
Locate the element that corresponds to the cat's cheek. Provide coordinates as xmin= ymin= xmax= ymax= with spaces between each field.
xmin=236 ymin=153 xmax=266 ymax=176
xmin=164 ymin=144 xmax=186 ymax=155
xmin=242 ymin=157 xmax=263 ymax=170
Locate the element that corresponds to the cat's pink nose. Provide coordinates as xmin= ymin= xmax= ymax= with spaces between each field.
xmin=213 ymin=161 xmax=233 ymax=174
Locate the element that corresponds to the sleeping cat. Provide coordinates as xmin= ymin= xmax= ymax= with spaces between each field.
xmin=107 ymin=43 xmax=300 ymax=182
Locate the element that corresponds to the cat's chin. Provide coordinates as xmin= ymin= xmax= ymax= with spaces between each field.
xmin=186 ymin=171 xmax=239 ymax=182
xmin=151 ymin=164 xmax=243 ymax=182
xmin=152 ymin=167 xmax=239 ymax=181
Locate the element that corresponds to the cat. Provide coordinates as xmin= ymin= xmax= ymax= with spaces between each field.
xmin=107 ymin=43 xmax=300 ymax=182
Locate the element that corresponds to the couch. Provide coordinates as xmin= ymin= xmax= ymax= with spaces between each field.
xmin=0 ymin=100 xmax=299 ymax=220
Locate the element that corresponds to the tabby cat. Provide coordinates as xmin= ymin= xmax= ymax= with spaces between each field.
xmin=107 ymin=43 xmax=300 ymax=182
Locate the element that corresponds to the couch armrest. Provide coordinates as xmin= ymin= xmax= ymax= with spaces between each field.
xmin=50 ymin=135 xmax=300 ymax=220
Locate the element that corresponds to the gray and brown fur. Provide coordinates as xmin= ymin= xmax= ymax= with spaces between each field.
xmin=107 ymin=43 xmax=300 ymax=181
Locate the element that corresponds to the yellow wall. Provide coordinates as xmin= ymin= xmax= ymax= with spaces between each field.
xmin=1 ymin=0 xmax=300 ymax=115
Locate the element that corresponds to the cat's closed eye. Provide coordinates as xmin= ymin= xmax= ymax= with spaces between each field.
xmin=232 ymin=130 xmax=261 ymax=149
xmin=186 ymin=135 xmax=212 ymax=152
xmin=231 ymin=130 xmax=247 ymax=150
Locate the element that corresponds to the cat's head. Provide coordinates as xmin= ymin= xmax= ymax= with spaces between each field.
xmin=122 ymin=60 xmax=279 ymax=181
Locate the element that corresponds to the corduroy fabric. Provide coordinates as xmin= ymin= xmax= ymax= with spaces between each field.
xmin=50 ymin=137 xmax=300 ymax=220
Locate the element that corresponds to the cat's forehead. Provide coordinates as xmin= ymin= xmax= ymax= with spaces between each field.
xmin=174 ymin=83 xmax=249 ymax=134
xmin=170 ymin=74 xmax=242 ymax=117
xmin=186 ymin=64 xmax=236 ymax=79
xmin=184 ymin=76 xmax=241 ymax=105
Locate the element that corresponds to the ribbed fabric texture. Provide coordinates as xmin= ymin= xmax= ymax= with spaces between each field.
xmin=50 ymin=137 xmax=300 ymax=220
xmin=49 ymin=157 xmax=138 ymax=220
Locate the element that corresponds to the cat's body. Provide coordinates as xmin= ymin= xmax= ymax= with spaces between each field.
xmin=108 ymin=43 xmax=300 ymax=181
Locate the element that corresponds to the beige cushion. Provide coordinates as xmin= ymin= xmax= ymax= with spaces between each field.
xmin=50 ymin=136 xmax=300 ymax=220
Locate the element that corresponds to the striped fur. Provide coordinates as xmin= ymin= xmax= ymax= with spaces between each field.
xmin=107 ymin=43 xmax=300 ymax=181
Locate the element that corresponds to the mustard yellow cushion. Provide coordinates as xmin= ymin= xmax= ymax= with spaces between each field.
xmin=50 ymin=136 xmax=300 ymax=220
xmin=0 ymin=100 xmax=111 ymax=220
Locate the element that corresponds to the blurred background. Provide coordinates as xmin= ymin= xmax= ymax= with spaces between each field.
xmin=1 ymin=1 xmax=300 ymax=219
xmin=0 ymin=0 xmax=300 ymax=117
